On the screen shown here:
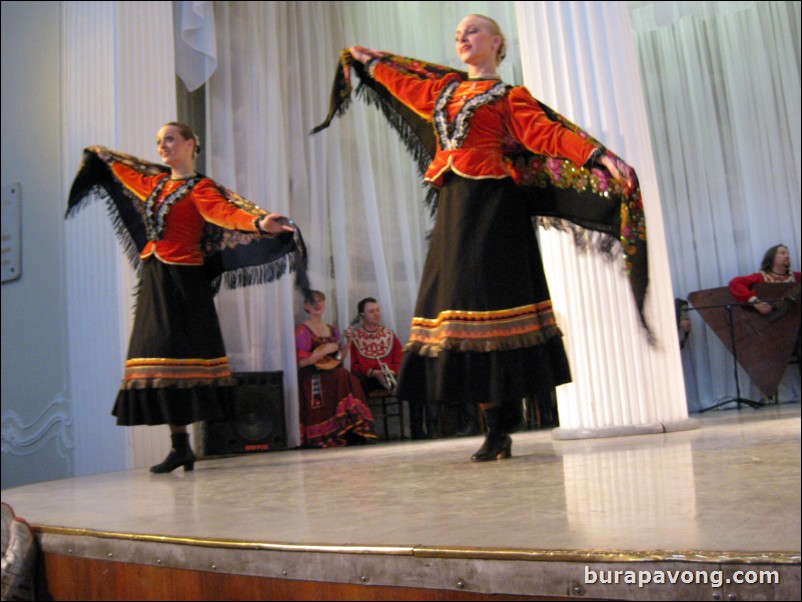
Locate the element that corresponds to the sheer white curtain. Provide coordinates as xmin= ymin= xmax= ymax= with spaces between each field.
xmin=516 ymin=1 xmax=691 ymax=435
xmin=631 ymin=1 xmax=801 ymax=410
xmin=62 ymin=1 xmax=179 ymax=472
xmin=207 ymin=1 xmax=519 ymax=446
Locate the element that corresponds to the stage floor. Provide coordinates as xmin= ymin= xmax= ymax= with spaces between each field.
xmin=3 ymin=402 xmax=800 ymax=600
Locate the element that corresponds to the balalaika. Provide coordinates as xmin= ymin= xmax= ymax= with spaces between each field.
xmin=314 ymin=314 xmax=361 ymax=370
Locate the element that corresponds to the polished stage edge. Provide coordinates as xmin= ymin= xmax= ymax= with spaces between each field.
xmin=30 ymin=525 xmax=802 ymax=565
xmin=3 ymin=404 xmax=800 ymax=569
xmin=35 ymin=530 xmax=802 ymax=602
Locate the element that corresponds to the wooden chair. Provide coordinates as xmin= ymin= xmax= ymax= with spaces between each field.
xmin=366 ymin=389 xmax=406 ymax=440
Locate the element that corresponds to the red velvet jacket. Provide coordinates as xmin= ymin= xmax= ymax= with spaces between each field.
xmin=371 ymin=61 xmax=599 ymax=187
xmin=111 ymin=161 xmax=262 ymax=265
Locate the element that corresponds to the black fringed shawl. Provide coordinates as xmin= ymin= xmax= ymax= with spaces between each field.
xmin=313 ymin=50 xmax=649 ymax=327
xmin=66 ymin=147 xmax=310 ymax=297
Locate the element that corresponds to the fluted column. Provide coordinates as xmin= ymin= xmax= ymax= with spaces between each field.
xmin=62 ymin=1 xmax=177 ymax=474
xmin=515 ymin=1 xmax=696 ymax=438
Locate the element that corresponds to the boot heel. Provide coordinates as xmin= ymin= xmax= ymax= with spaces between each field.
xmin=151 ymin=432 xmax=196 ymax=473
xmin=471 ymin=406 xmax=513 ymax=462
xmin=497 ymin=439 xmax=512 ymax=460
xmin=471 ymin=434 xmax=512 ymax=462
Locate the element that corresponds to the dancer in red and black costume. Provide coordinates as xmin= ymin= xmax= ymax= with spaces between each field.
xmin=341 ymin=14 xmax=640 ymax=462
xmin=68 ymin=122 xmax=304 ymax=473
xmin=313 ymin=15 xmax=648 ymax=462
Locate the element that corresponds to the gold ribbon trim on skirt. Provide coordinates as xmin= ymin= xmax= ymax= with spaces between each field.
xmin=121 ymin=357 xmax=233 ymax=388
xmin=406 ymin=302 xmax=562 ymax=357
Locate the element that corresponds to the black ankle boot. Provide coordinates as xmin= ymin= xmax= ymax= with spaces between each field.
xmin=150 ymin=432 xmax=196 ymax=473
xmin=471 ymin=406 xmax=512 ymax=462
xmin=456 ymin=404 xmax=480 ymax=437
xmin=410 ymin=401 xmax=427 ymax=440
xmin=425 ymin=405 xmax=441 ymax=440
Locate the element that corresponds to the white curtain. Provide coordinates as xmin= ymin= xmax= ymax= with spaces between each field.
xmin=207 ymin=1 xmax=520 ymax=447
xmin=631 ymin=1 xmax=801 ymax=410
xmin=62 ymin=1 xmax=179 ymax=472
xmin=516 ymin=1 xmax=691 ymax=435
xmin=206 ymin=0 xmax=800 ymax=430
xmin=174 ymin=1 xmax=217 ymax=93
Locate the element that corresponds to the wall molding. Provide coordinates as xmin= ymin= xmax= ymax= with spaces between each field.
xmin=1 ymin=394 xmax=75 ymax=473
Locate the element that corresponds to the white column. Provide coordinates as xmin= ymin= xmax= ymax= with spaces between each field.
xmin=62 ymin=1 xmax=177 ymax=474
xmin=515 ymin=1 xmax=696 ymax=438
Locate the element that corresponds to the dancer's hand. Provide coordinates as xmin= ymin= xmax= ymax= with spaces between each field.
xmin=349 ymin=46 xmax=380 ymax=64
xmin=599 ymin=155 xmax=623 ymax=182
xmin=259 ymin=213 xmax=295 ymax=234
xmin=88 ymin=146 xmax=111 ymax=163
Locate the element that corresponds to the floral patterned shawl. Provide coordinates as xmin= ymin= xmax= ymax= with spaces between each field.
xmin=313 ymin=50 xmax=649 ymax=328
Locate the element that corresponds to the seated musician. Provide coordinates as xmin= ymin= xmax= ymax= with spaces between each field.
xmin=346 ymin=297 xmax=403 ymax=394
xmin=295 ymin=290 xmax=377 ymax=447
xmin=729 ymin=244 xmax=801 ymax=315
xmin=346 ymin=297 xmax=439 ymax=439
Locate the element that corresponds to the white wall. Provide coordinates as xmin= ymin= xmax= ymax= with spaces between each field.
xmin=1 ymin=1 xmax=75 ymax=489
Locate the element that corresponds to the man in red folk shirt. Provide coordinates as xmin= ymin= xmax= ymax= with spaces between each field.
xmin=347 ymin=298 xmax=402 ymax=394
xmin=347 ymin=297 xmax=438 ymax=439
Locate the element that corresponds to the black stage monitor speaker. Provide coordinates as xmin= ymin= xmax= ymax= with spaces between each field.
xmin=203 ymin=371 xmax=286 ymax=456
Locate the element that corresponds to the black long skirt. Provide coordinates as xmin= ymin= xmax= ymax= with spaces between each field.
xmin=112 ymin=258 xmax=235 ymax=426
xmin=395 ymin=175 xmax=571 ymax=420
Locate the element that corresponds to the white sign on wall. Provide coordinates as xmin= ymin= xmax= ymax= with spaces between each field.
xmin=2 ymin=184 xmax=22 ymax=283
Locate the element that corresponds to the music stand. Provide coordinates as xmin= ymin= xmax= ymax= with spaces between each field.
xmin=687 ymin=301 xmax=762 ymax=412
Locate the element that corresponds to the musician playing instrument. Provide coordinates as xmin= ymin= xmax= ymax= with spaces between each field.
xmin=729 ymin=244 xmax=801 ymax=315
xmin=295 ymin=290 xmax=377 ymax=447
xmin=346 ymin=298 xmax=403 ymax=394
